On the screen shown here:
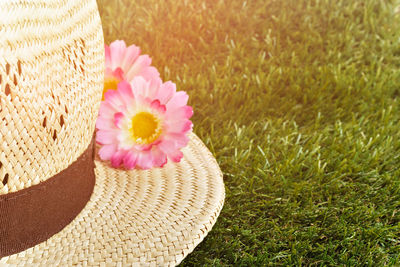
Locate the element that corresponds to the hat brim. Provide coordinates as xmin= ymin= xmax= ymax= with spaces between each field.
xmin=1 ymin=133 xmax=225 ymax=266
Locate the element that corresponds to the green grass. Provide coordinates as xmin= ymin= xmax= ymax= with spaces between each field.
xmin=97 ymin=0 xmax=400 ymax=265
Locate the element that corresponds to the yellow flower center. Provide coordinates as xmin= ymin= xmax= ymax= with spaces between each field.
xmin=130 ymin=112 xmax=162 ymax=144
xmin=103 ymin=77 xmax=120 ymax=100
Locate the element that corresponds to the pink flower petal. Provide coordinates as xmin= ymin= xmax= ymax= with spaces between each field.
xmin=183 ymin=106 xmax=194 ymax=119
xmin=98 ymin=144 xmax=117 ymax=160
xmin=111 ymin=150 xmax=127 ymax=168
xmin=114 ymin=112 xmax=125 ymax=128
xmin=169 ymin=150 xmax=184 ymax=163
xmin=105 ymin=45 xmax=111 ymax=67
xmin=166 ymin=106 xmax=193 ymax=121
xmin=158 ymin=139 xmax=177 ymax=154
xmin=98 ymin=101 xmax=117 ymax=119
xmin=111 ymin=68 xmax=125 ymax=81
xmin=150 ymin=100 xmax=166 ymax=113
xmin=104 ymin=89 xmax=126 ymax=110
xmin=136 ymin=151 xmax=153 ymax=170
xmin=117 ymin=81 xmax=134 ymax=99
xmin=166 ymin=91 xmax=189 ymax=110
xmin=161 ymin=133 xmax=190 ymax=150
xmin=139 ymin=66 xmax=160 ymax=81
xmin=120 ymin=44 xmax=140 ymax=71
xmin=96 ymin=130 xmax=118 ymax=145
xmin=182 ymin=120 xmax=193 ymax=132
xmin=109 ymin=40 xmax=127 ymax=69
xmin=151 ymin=148 xmax=167 ymax=167
xmin=166 ymin=119 xmax=192 ymax=133
xmin=157 ymin=81 xmax=176 ymax=104
xmin=123 ymin=150 xmax=138 ymax=169
xmin=139 ymin=143 xmax=154 ymax=151
xmin=146 ymin=77 xmax=163 ymax=99
xmin=117 ymin=81 xmax=135 ymax=107
xmin=172 ymin=133 xmax=190 ymax=147
xmin=130 ymin=76 xmax=149 ymax=99
xmin=96 ymin=116 xmax=117 ymax=130
xmin=125 ymin=54 xmax=152 ymax=81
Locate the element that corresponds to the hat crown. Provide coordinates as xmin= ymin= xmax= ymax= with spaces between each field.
xmin=0 ymin=0 xmax=104 ymax=195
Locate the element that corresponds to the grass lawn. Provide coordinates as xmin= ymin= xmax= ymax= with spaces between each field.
xmin=98 ymin=0 xmax=400 ymax=265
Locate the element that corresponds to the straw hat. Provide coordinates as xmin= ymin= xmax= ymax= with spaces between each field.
xmin=0 ymin=0 xmax=224 ymax=266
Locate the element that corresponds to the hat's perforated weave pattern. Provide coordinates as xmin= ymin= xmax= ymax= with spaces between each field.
xmin=1 ymin=134 xmax=225 ymax=266
xmin=0 ymin=0 xmax=104 ymax=195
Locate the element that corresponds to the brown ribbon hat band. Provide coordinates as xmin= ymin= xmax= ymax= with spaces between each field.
xmin=0 ymin=139 xmax=96 ymax=257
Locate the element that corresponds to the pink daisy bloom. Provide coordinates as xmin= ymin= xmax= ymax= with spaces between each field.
xmin=96 ymin=77 xmax=193 ymax=170
xmin=103 ymin=40 xmax=160 ymax=99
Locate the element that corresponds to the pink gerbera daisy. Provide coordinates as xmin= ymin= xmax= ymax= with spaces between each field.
xmin=96 ymin=77 xmax=193 ymax=169
xmin=103 ymin=40 xmax=160 ymax=99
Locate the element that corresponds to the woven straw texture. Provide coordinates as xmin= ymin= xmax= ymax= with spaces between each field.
xmin=0 ymin=0 xmax=104 ymax=195
xmin=1 ymin=133 xmax=225 ymax=266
